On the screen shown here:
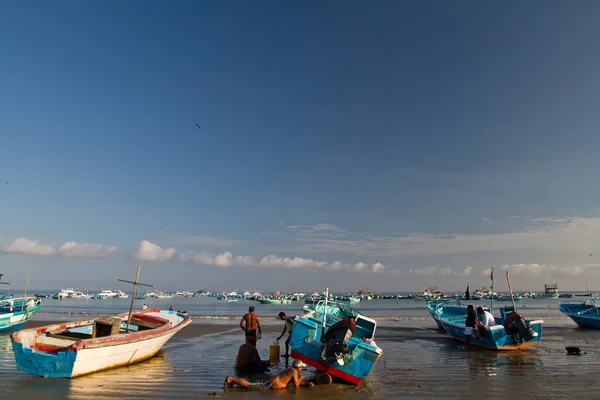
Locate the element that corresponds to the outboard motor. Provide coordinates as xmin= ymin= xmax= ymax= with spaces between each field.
xmin=320 ymin=317 xmax=356 ymax=365
xmin=503 ymin=311 xmax=535 ymax=343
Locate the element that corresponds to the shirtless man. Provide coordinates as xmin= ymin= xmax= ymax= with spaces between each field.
xmin=235 ymin=336 xmax=270 ymax=373
xmin=240 ymin=306 xmax=261 ymax=338
xmin=224 ymin=360 xmax=311 ymax=390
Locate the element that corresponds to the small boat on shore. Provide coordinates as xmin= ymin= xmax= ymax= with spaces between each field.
xmin=1 ymin=297 xmax=43 ymax=332
xmin=433 ymin=305 xmax=543 ymax=350
xmin=559 ymin=300 xmax=600 ymax=328
xmin=11 ymin=309 xmax=190 ymax=378
xmin=290 ymin=296 xmax=383 ymax=385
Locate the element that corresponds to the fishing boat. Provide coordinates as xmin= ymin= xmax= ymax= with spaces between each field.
xmin=260 ymin=297 xmax=291 ymax=305
xmin=434 ymin=305 xmax=543 ymax=350
xmin=11 ymin=309 xmax=190 ymax=377
xmin=340 ymin=295 xmax=361 ymax=303
xmin=1 ymin=297 xmax=43 ymax=332
xmin=425 ymin=299 xmax=454 ymax=330
xmin=289 ymin=295 xmax=383 ymax=385
xmin=11 ymin=266 xmax=191 ymax=378
xmin=559 ymin=299 xmax=600 ymax=328
xmin=0 ymin=275 xmax=42 ymax=332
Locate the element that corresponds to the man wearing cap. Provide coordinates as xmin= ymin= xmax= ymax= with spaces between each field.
xmin=224 ymin=359 xmax=312 ymax=390
xmin=276 ymin=311 xmax=294 ymax=357
xmin=235 ymin=336 xmax=270 ymax=373
xmin=240 ymin=306 xmax=262 ymax=339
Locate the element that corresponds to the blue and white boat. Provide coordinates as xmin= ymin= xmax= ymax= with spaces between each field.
xmin=426 ymin=299 xmax=454 ymax=329
xmin=289 ymin=298 xmax=383 ymax=385
xmin=0 ymin=297 xmax=43 ymax=332
xmin=559 ymin=299 xmax=600 ymax=328
xmin=434 ymin=305 xmax=543 ymax=350
xmin=0 ymin=275 xmax=42 ymax=332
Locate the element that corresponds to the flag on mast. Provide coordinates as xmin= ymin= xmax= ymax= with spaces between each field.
xmin=465 ymin=284 xmax=470 ymax=300
xmin=490 ymin=268 xmax=494 ymax=280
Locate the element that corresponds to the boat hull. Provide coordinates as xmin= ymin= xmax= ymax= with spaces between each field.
xmin=11 ymin=310 xmax=190 ymax=378
xmin=260 ymin=299 xmax=291 ymax=305
xmin=559 ymin=302 xmax=600 ymax=328
xmin=0 ymin=298 xmax=42 ymax=332
xmin=435 ymin=306 xmax=543 ymax=350
xmin=289 ymin=302 xmax=382 ymax=385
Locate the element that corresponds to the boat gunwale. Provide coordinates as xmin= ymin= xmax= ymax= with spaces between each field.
xmin=12 ymin=310 xmax=191 ymax=351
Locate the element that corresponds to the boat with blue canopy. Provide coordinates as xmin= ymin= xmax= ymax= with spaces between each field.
xmin=289 ymin=290 xmax=383 ymax=385
xmin=0 ymin=275 xmax=42 ymax=332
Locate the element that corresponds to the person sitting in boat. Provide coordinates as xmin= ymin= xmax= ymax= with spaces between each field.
xmin=168 ymin=305 xmax=175 ymax=311
xmin=224 ymin=360 xmax=313 ymax=390
xmin=464 ymin=305 xmax=476 ymax=346
xmin=235 ymin=336 xmax=270 ymax=373
xmin=319 ymin=316 xmax=357 ymax=362
xmin=142 ymin=304 xmax=148 ymax=311
xmin=277 ymin=311 xmax=294 ymax=357
xmin=240 ymin=306 xmax=262 ymax=339
xmin=475 ymin=307 xmax=495 ymax=337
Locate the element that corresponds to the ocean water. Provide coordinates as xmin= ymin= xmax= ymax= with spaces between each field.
xmin=1 ymin=297 xmax=599 ymax=399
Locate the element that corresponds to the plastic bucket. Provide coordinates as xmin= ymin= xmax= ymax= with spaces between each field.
xmin=269 ymin=344 xmax=280 ymax=364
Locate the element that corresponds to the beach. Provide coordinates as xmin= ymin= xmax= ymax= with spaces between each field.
xmin=1 ymin=298 xmax=600 ymax=399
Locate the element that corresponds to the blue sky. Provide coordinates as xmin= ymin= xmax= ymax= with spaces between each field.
xmin=1 ymin=1 xmax=600 ymax=293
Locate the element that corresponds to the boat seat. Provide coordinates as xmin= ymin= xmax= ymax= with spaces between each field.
xmin=92 ymin=316 xmax=122 ymax=338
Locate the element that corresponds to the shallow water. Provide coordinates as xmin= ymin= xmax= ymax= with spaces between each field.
xmin=1 ymin=299 xmax=599 ymax=399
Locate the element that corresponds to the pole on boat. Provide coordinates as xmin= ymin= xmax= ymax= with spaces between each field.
xmin=118 ymin=266 xmax=154 ymax=332
xmin=585 ymin=281 xmax=597 ymax=311
xmin=322 ymin=287 xmax=329 ymax=338
xmin=490 ymin=267 xmax=494 ymax=312
xmin=506 ymin=270 xmax=517 ymax=311
xmin=21 ymin=275 xmax=30 ymax=311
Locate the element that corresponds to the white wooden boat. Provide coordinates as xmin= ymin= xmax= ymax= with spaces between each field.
xmin=11 ymin=309 xmax=190 ymax=378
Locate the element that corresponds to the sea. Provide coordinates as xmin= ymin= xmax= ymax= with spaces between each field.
xmin=1 ymin=295 xmax=599 ymax=399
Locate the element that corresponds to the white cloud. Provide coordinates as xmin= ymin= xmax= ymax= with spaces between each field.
xmin=400 ymin=266 xmax=473 ymax=277
xmin=287 ymin=217 xmax=600 ymax=257
xmin=58 ymin=242 xmax=118 ymax=258
xmin=180 ymin=250 xmax=384 ymax=273
xmin=1 ymin=238 xmax=56 ymax=256
xmin=132 ymin=240 xmax=176 ymax=262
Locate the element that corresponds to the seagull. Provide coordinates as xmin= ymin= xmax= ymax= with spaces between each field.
xmin=196 ymin=124 xmax=201 ymax=129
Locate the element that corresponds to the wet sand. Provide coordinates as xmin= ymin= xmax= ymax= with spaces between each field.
xmin=2 ymin=319 xmax=600 ymax=399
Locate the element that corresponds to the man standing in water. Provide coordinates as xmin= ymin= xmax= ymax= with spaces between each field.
xmin=276 ymin=311 xmax=294 ymax=357
xmin=224 ymin=360 xmax=312 ymax=390
xmin=240 ymin=306 xmax=262 ymax=339
xmin=464 ymin=304 xmax=476 ymax=346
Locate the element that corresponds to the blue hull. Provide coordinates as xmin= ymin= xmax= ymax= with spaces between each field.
xmin=434 ymin=305 xmax=543 ymax=350
xmin=290 ymin=301 xmax=382 ymax=384
xmin=0 ymin=322 xmax=27 ymax=332
xmin=559 ymin=301 xmax=600 ymax=328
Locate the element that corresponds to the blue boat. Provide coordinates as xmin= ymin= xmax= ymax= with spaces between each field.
xmin=426 ymin=300 xmax=459 ymax=330
xmin=289 ymin=299 xmax=383 ymax=385
xmin=0 ymin=297 xmax=43 ymax=332
xmin=559 ymin=300 xmax=600 ymax=328
xmin=434 ymin=304 xmax=543 ymax=350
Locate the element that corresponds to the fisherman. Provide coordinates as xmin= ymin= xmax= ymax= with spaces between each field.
xmin=475 ymin=307 xmax=495 ymax=337
xmin=168 ymin=304 xmax=175 ymax=312
xmin=224 ymin=360 xmax=312 ymax=390
xmin=276 ymin=311 xmax=294 ymax=357
xmin=235 ymin=336 xmax=270 ymax=373
xmin=240 ymin=306 xmax=262 ymax=339
xmin=142 ymin=304 xmax=148 ymax=311
xmin=464 ymin=304 xmax=477 ymax=346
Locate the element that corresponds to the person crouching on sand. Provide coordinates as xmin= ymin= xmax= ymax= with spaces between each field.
xmin=235 ymin=336 xmax=270 ymax=373
xmin=224 ymin=360 xmax=313 ymax=390
xmin=464 ymin=304 xmax=476 ymax=346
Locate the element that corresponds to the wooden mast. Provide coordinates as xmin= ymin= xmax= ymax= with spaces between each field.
xmin=118 ymin=266 xmax=154 ymax=332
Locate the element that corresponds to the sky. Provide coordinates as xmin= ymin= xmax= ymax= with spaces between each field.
xmin=1 ymin=1 xmax=600 ymax=293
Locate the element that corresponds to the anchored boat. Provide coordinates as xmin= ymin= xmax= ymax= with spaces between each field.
xmin=12 ymin=309 xmax=190 ymax=377
xmin=0 ymin=274 xmax=41 ymax=332
xmin=290 ymin=294 xmax=383 ymax=385
xmin=11 ymin=266 xmax=190 ymax=378
xmin=559 ymin=299 xmax=600 ymax=328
